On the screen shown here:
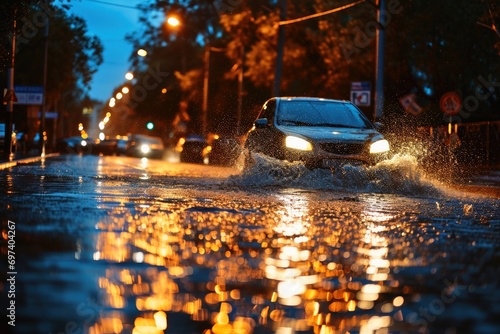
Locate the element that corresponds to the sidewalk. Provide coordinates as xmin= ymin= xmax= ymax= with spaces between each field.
xmin=0 ymin=150 xmax=60 ymax=169
xmin=459 ymin=167 xmax=500 ymax=188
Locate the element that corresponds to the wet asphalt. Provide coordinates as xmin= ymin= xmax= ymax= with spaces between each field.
xmin=0 ymin=154 xmax=499 ymax=334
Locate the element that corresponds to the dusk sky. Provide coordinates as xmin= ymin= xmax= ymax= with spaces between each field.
xmin=61 ymin=0 xmax=148 ymax=102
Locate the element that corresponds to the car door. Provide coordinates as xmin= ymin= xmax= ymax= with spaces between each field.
xmin=246 ymin=99 xmax=286 ymax=159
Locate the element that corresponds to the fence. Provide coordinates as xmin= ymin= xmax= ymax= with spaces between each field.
xmin=416 ymin=121 xmax=500 ymax=169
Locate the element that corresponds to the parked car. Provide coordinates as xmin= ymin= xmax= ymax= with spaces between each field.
xmin=15 ymin=132 xmax=40 ymax=153
xmin=244 ymin=97 xmax=390 ymax=169
xmin=177 ymin=135 xmax=209 ymax=164
xmin=126 ymin=134 xmax=165 ymax=159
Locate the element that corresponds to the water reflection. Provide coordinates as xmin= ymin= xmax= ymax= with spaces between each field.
xmin=84 ymin=191 xmax=416 ymax=333
xmin=5 ymin=173 xmax=14 ymax=194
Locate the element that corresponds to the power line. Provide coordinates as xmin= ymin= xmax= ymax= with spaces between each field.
xmin=278 ymin=0 xmax=366 ymax=26
xmin=81 ymin=0 xmax=143 ymax=11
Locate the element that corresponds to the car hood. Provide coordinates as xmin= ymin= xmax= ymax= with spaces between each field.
xmin=280 ymin=126 xmax=382 ymax=143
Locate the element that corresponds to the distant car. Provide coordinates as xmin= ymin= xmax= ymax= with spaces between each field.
xmin=209 ymin=137 xmax=242 ymax=166
xmin=116 ymin=137 xmax=130 ymax=155
xmin=92 ymin=139 xmax=118 ymax=156
xmin=58 ymin=136 xmax=95 ymax=154
xmin=244 ymin=97 xmax=390 ymax=169
xmin=126 ymin=134 xmax=165 ymax=159
xmin=178 ymin=135 xmax=209 ymax=164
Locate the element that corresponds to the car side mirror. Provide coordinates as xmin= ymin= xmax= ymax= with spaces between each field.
xmin=254 ymin=118 xmax=269 ymax=129
xmin=373 ymin=122 xmax=383 ymax=131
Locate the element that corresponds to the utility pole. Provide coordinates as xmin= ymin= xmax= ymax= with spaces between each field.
xmin=4 ymin=13 xmax=16 ymax=161
xmin=374 ymin=0 xmax=386 ymax=120
xmin=236 ymin=44 xmax=244 ymax=135
xmin=273 ymin=0 xmax=286 ymax=97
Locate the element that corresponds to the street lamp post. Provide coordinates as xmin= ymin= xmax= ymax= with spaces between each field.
xmin=4 ymin=16 xmax=16 ymax=161
xmin=201 ymin=43 xmax=240 ymax=136
xmin=40 ymin=17 xmax=49 ymax=157
xmin=202 ymin=43 xmax=209 ymax=136
xmin=236 ymin=44 xmax=244 ymax=135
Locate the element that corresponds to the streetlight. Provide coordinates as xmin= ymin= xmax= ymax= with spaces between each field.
xmin=166 ymin=16 xmax=180 ymax=27
xmin=125 ymin=72 xmax=134 ymax=81
xmin=137 ymin=48 xmax=148 ymax=57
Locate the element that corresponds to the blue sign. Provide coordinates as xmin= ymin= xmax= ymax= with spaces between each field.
xmin=14 ymin=85 xmax=44 ymax=105
xmin=351 ymin=82 xmax=371 ymax=91
xmin=14 ymin=85 xmax=44 ymax=93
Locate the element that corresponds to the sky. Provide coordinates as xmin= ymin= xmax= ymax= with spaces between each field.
xmin=60 ymin=0 xmax=147 ymax=102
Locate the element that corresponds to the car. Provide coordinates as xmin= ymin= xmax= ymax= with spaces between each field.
xmin=126 ymin=134 xmax=165 ymax=159
xmin=57 ymin=136 xmax=95 ymax=154
xmin=116 ymin=137 xmax=130 ymax=156
xmin=177 ymin=135 xmax=209 ymax=164
xmin=209 ymin=136 xmax=242 ymax=166
xmin=92 ymin=138 xmax=118 ymax=156
xmin=15 ymin=132 xmax=40 ymax=153
xmin=243 ymin=97 xmax=390 ymax=169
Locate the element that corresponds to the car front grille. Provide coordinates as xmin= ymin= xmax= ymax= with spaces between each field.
xmin=319 ymin=142 xmax=365 ymax=155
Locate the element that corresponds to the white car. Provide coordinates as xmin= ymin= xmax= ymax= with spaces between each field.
xmin=244 ymin=97 xmax=390 ymax=169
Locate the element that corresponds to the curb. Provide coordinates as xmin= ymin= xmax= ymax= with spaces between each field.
xmin=0 ymin=153 xmax=60 ymax=170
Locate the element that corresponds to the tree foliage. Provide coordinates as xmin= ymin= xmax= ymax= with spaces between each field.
xmin=1 ymin=0 xmax=103 ymax=138
xmin=123 ymin=0 xmax=500 ymax=138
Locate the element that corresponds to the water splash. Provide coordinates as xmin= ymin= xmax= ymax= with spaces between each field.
xmin=227 ymin=152 xmax=441 ymax=196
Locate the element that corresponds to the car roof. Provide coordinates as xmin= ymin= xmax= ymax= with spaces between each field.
xmin=132 ymin=134 xmax=162 ymax=140
xmin=272 ymin=96 xmax=350 ymax=103
xmin=185 ymin=135 xmax=206 ymax=141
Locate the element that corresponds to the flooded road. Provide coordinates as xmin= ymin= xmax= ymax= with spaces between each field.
xmin=1 ymin=154 xmax=499 ymax=334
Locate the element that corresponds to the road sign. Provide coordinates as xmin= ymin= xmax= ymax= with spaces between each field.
xmin=351 ymin=81 xmax=371 ymax=91
xmin=350 ymin=81 xmax=371 ymax=106
xmin=399 ymin=93 xmax=423 ymax=116
xmin=3 ymin=89 xmax=18 ymax=103
xmin=350 ymin=91 xmax=371 ymax=106
xmin=14 ymin=85 xmax=44 ymax=105
xmin=440 ymin=92 xmax=461 ymax=116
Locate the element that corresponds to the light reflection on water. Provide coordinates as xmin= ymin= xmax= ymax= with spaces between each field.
xmin=83 ymin=191 xmax=419 ymax=334
xmin=2 ymin=155 xmax=498 ymax=334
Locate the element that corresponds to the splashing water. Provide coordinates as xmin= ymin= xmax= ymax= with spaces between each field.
xmin=227 ymin=152 xmax=441 ymax=196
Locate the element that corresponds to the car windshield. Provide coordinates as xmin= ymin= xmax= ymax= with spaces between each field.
xmin=277 ymin=100 xmax=373 ymax=129
xmin=133 ymin=135 xmax=164 ymax=148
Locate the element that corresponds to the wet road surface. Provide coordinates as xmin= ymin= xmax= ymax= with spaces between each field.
xmin=1 ymin=154 xmax=499 ymax=334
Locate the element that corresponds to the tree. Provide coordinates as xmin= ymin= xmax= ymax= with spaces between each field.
xmin=1 ymin=0 xmax=103 ymax=142
xmin=383 ymin=0 xmax=500 ymax=125
xmin=124 ymin=0 xmax=226 ymax=136
xmin=124 ymin=0 xmax=500 ymax=142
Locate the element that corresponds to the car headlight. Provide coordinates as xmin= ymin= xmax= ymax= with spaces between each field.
xmin=140 ymin=144 xmax=151 ymax=154
xmin=370 ymin=139 xmax=390 ymax=154
xmin=285 ymin=136 xmax=313 ymax=151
